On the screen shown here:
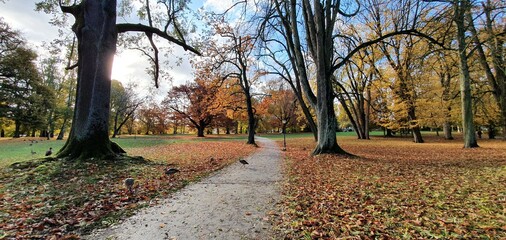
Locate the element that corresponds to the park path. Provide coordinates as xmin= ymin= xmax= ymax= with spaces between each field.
xmin=86 ymin=137 xmax=282 ymax=240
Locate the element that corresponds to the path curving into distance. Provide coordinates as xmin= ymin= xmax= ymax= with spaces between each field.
xmin=87 ymin=136 xmax=282 ymax=240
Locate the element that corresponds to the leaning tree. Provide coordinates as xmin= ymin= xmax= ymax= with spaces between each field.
xmin=36 ymin=0 xmax=200 ymax=160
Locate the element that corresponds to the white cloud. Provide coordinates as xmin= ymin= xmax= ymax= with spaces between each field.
xmin=0 ymin=0 xmax=200 ymax=101
xmin=0 ymin=1 xmax=60 ymax=48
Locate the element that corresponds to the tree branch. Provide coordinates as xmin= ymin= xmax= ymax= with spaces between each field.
xmin=116 ymin=23 xmax=201 ymax=56
xmin=332 ymin=29 xmax=450 ymax=72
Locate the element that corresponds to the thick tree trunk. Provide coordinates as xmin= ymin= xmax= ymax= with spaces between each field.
xmin=197 ymin=126 xmax=205 ymax=137
xmin=455 ymin=1 xmax=478 ymax=148
xmin=57 ymin=0 xmax=125 ymax=160
xmin=488 ymin=122 xmax=496 ymax=139
xmin=313 ymin=76 xmax=347 ymax=154
xmin=14 ymin=121 xmax=21 ymax=138
xmin=245 ymin=93 xmax=256 ymax=145
xmin=443 ymin=121 xmax=454 ymax=140
xmin=385 ymin=128 xmax=394 ymax=137
xmin=412 ymin=126 xmax=424 ymax=143
xmin=408 ymin=109 xmax=424 ymax=143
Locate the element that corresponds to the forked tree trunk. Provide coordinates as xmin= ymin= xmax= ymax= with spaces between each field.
xmin=57 ymin=0 xmax=125 ymax=160
xmin=302 ymin=1 xmax=348 ymax=155
xmin=313 ymin=75 xmax=346 ymax=154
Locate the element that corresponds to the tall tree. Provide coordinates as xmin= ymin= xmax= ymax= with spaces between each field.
xmin=36 ymin=0 xmax=200 ymax=160
xmin=454 ymin=0 xmax=479 ymax=147
xmin=0 ymin=46 xmax=55 ymax=138
xmin=110 ymin=80 xmax=142 ymax=138
xmin=163 ymin=73 xmax=227 ymax=137
xmin=260 ymin=0 xmax=440 ymax=154
xmin=466 ymin=0 xmax=506 ymax=139
xmin=207 ymin=21 xmax=260 ymax=145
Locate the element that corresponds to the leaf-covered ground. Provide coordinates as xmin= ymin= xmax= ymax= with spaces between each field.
xmin=0 ymin=135 xmax=256 ymax=239
xmin=275 ymin=135 xmax=506 ymax=239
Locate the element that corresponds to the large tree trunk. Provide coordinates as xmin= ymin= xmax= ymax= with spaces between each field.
xmin=197 ymin=126 xmax=205 ymax=137
xmin=57 ymin=0 xmax=125 ymax=160
xmin=455 ymin=0 xmax=478 ymax=148
xmin=313 ymin=92 xmax=346 ymax=154
xmin=443 ymin=120 xmax=454 ymax=140
xmin=408 ymin=109 xmax=424 ymax=143
xmin=245 ymin=92 xmax=256 ymax=145
xmin=13 ymin=120 xmax=21 ymax=138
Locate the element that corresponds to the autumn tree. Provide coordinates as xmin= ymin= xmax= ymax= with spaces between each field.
xmin=207 ymin=20 xmax=260 ymax=144
xmin=35 ymin=0 xmax=200 ymax=160
xmin=466 ymin=0 xmax=506 ymax=139
xmin=137 ymin=102 xmax=161 ymax=135
xmin=163 ymin=72 xmax=227 ymax=137
xmin=426 ymin=48 xmax=460 ymax=140
xmin=259 ymin=0 xmax=441 ymax=154
xmin=335 ymin=44 xmax=379 ymax=140
xmin=110 ymin=80 xmax=143 ymax=138
xmin=263 ymin=83 xmax=299 ymax=133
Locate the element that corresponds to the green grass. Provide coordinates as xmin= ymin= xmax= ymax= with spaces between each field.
xmin=0 ymin=139 xmax=65 ymax=167
xmin=0 ymin=134 xmax=251 ymax=168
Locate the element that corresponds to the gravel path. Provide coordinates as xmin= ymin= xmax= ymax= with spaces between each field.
xmin=87 ymin=137 xmax=282 ymax=240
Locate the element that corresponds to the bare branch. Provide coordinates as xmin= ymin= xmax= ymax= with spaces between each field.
xmin=116 ymin=23 xmax=201 ymax=56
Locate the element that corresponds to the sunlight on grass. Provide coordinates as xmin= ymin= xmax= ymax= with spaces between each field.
xmin=0 ymin=134 xmax=249 ymax=167
xmin=0 ymin=135 xmax=255 ymax=238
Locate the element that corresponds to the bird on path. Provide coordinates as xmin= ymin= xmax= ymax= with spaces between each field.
xmin=45 ymin=147 xmax=52 ymax=156
xmin=124 ymin=178 xmax=135 ymax=194
xmin=165 ymin=168 xmax=180 ymax=176
xmin=239 ymin=159 xmax=249 ymax=166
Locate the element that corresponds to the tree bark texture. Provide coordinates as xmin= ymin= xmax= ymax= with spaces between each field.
xmin=57 ymin=0 xmax=126 ymax=160
xmin=455 ymin=0 xmax=478 ymax=148
xmin=301 ymin=0 xmax=347 ymax=155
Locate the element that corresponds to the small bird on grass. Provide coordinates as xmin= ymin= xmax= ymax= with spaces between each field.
xmin=31 ymin=149 xmax=36 ymax=155
xmin=45 ymin=147 xmax=52 ymax=156
xmin=165 ymin=168 xmax=180 ymax=176
xmin=239 ymin=159 xmax=249 ymax=166
xmin=124 ymin=178 xmax=135 ymax=194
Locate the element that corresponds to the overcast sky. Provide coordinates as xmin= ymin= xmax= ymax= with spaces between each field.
xmin=0 ymin=0 xmax=234 ymax=101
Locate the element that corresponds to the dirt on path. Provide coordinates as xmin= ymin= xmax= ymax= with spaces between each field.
xmin=86 ymin=137 xmax=282 ymax=240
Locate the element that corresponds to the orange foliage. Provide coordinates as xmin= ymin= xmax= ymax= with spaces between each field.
xmin=276 ymin=135 xmax=506 ymax=239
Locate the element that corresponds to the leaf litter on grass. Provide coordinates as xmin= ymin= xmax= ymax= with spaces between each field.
xmin=275 ymin=136 xmax=506 ymax=239
xmin=0 ymin=140 xmax=256 ymax=239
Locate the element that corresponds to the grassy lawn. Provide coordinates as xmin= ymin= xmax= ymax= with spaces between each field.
xmin=0 ymin=134 xmax=249 ymax=167
xmin=0 ymin=134 xmax=255 ymax=239
xmin=274 ymin=134 xmax=506 ymax=239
